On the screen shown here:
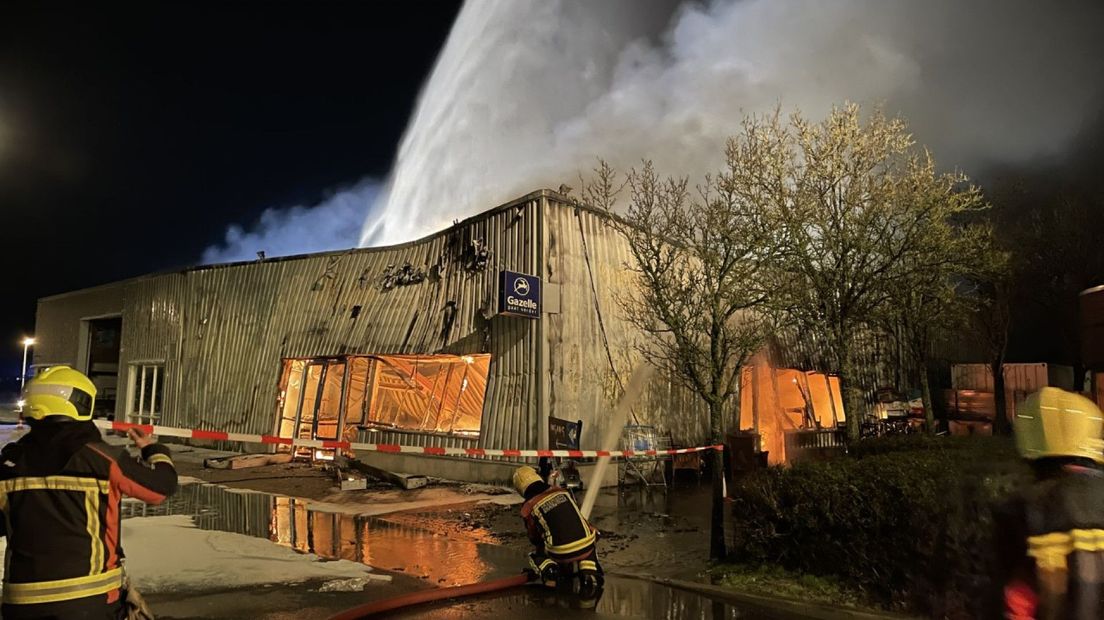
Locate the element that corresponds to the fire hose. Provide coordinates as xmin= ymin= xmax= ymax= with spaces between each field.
xmin=326 ymin=573 xmax=533 ymax=620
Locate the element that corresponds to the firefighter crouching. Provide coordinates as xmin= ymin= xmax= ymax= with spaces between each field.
xmin=1 ymin=366 xmax=178 ymax=619
xmin=992 ymin=387 xmax=1104 ymax=620
xmin=512 ymin=465 xmax=603 ymax=602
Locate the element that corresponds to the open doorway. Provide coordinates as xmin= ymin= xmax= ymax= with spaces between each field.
xmin=85 ymin=317 xmax=122 ymax=419
xmin=275 ymin=354 xmax=491 ymax=460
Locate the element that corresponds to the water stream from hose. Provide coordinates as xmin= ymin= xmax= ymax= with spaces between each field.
xmin=580 ymin=364 xmax=655 ymax=520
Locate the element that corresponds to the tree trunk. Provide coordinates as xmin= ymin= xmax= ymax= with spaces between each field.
xmin=840 ymin=353 xmax=864 ymax=442
xmin=709 ymin=400 xmax=727 ymax=561
xmin=919 ymin=361 xmax=936 ymax=434
xmin=991 ymin=360 xmax=1011 ymax=436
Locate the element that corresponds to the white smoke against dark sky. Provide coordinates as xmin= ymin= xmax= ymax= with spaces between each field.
xmin=364 ymin=0 xmax=1104 ymax=246
xmin=203 ymin=0 xmax=1104 ymax=262
xmin=201 ymin=179 xmax=378 ymax=264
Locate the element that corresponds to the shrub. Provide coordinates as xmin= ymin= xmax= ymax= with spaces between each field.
xmin=727 ymin=436 xmax=1029 ymax=617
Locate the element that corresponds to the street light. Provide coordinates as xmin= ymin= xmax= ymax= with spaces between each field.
xmin=20 ymin=336 xmax=35 ymax=390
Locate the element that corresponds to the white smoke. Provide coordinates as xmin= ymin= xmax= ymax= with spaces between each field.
xmin=201 ymin=179 xmax=378 ymax=264
xmin=363 ymin=0 xmax=1104 ymax=246
xmin=202 ymin=0 xmax=1104 ymax=260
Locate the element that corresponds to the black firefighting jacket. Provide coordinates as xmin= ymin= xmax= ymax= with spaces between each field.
xmin=992 ymin=464 xmax=1104 ymax=620
xmin=0 ymin=420 xmax=178 ymax=615
xmin=520 ymin=484 xmax=598 ymax=563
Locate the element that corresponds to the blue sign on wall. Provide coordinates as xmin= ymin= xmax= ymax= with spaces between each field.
xmin=498 ymin=270 xmax=541 ymax=319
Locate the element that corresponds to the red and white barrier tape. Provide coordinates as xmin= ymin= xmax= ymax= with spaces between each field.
xmin=92 ymin=419 xmax=722 ymax=459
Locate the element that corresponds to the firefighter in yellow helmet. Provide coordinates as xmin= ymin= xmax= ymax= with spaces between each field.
xmin=1 ymin=366 xmax=178 ymax=619
xmin=512 ymin=465 xmax=603 ymax=606
xmin=992 ymin=387 xmax=1104 ymax=620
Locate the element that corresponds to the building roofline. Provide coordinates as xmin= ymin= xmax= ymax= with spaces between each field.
xmin=39 ymin=188 xmax=618 ymax=302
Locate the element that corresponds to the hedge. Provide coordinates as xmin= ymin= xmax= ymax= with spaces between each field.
xmin=727 ymin=436 xmax=1030 ymax=617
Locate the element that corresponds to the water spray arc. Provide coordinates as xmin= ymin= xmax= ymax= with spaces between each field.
xmin=580 ymin=364 xmax=655 ymax=520
xmin=360 ymin=0 xmax=1104 ymax=250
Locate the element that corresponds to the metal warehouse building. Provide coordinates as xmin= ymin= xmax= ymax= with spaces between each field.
xmin=33 ymin=190 xmax=707 ymax=479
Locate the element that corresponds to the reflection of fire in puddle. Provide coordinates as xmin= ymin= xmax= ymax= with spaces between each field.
xmin=121 ymin=485 xmax=777 ymax=618
xmin=271 ymin=497 xmax=518 ymax=584
xmin=122 ymin=484 xmax=520 ymax=586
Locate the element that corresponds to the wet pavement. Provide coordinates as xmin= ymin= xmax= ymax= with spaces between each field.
xmin=123 ymin=481 xmax=772 ymax=618
xmin=143 ymin=576 xmax=774 ymax=620
xmin=383 ymin=478 xmax=725 ymax=581
xmin=0 ymin=426 xmax=798 ymax=618
xmin=387 ymin=576 xmax=778 ymax=619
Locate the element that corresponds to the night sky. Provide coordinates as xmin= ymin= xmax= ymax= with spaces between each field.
xmin=0 ymin=1 xmax=462 ymax=374
xmin=2 ymin=1 xmax=1103 ymax=381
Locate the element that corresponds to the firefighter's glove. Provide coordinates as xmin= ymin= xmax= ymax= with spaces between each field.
xmin=528 ymin=553 xmax=559 ymax=587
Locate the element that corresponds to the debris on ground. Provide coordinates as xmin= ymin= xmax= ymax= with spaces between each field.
xmin=204 ymin=453 xmax=294 ymax=470
xmin=459 ymin=483 xmax=512 ymax=495
xmin=335 ymin=456 xmax=428 ymax=490
xmin=352 ymin=461 xmax=427 ymax=490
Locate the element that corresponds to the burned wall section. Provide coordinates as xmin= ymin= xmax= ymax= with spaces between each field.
xmin=35 ymin=190 xmax=711 ymax=455
xmin=35 ymin=194 xmax=547 ymax=452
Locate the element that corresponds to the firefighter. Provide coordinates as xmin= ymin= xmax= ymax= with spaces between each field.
xmin=512 ymin=465 xmax=603 ymax=604
xmin=992 ymin=387 xmax=1104 ymax=620
xmin=0 ymin=366 xmax=178 ymax=619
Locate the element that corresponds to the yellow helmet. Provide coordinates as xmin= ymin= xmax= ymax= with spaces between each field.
xmin=1015 ymin=387 xmax=1104 ymax=464
xmin=512 ymin=465 xmax=543 ymax=496
xmin=23 ymin=366 xmax=97 ymax=421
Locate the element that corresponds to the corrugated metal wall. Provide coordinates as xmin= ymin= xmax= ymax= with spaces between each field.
xmin=35 ymin=194 xmax=545 ymax=451
xmin=540 ymin=197 xmax=709 ymax=448
xmin=35 ymin=191 xmax=710 ymax=452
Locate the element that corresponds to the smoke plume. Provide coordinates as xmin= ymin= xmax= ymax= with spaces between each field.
xmin=202 ymin=0 xmax=1104 ymax=261
xmin=201 ymin=180 xmax=378 ymax=264
xmin=364 ymin=0 xmax=1104 ymax=245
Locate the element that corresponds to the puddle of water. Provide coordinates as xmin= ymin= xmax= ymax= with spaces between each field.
xmin=122 ymin=483 xmax=519 ymax=586
xmin=577 ymin=484 xmax=738 ymax=582
xmin=124 ymin=483 xmax=785 ymax=618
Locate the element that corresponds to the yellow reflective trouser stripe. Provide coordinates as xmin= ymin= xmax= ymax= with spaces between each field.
xmin=147 ymin=454 xmax=174 ymax=467
xmin=2 ymin=567 xmax=123 ymax=605
xmin=1028 ymin=528 xmax=1104 ymax=571
xmin=0 ymin=477 xmax=110 ymax=494
xmin=547 ymin=531 xmax=597 ymax=555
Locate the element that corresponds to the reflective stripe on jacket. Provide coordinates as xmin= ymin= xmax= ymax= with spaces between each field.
xmin=995 ymin=465 xmax=1104 ymax=620
xmin=521 ymin=487 xmax=597 ymax=561
xmin=0 ymin=421 xmax=178 ymax=612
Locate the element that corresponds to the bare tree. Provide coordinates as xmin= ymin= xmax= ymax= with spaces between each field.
xmin=970 ymin=276 xmax=1015 ymax=435
xmin=890 ymin=277 xmax=967 ymax=433
xmin=582 ymin=157 xmax=777 ymax=561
